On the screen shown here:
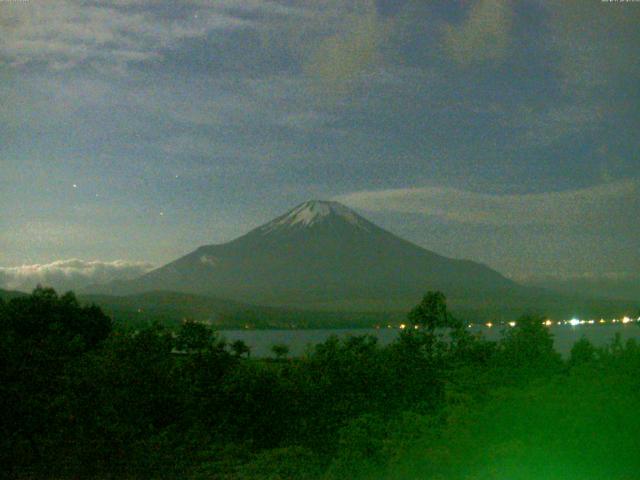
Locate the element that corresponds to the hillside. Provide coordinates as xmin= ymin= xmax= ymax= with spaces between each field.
xmin=79 ymin=290 xmax=404 ymax=329
xmin=0 ymin=288 xmax=27 ymax=302
xmin=90 ymin=201 xmax=521 ymax=311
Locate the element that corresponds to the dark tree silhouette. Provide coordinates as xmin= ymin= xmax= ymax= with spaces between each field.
xmin=498 ymin=314 xmax=561 ymax=372
xmin=0 ymin=287 xmax=112 ymax=473
xmin=407 ymin=291 xmax=459 ymax=332
xmin=271 ymin=343 xmax=290 ymax=360
xmin=231 ymin=339 xmax=251 ymax=357
xmin=569 ymin=336 xmax=597 ymax=366
xmin=176 ymin=319 xmax=214 ymax=353
xmin=2 ymin=286 xmax=111 ymax=350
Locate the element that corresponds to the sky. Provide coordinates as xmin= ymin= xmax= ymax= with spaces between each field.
xmin=1 ymin=0 xmax=639 ymax=290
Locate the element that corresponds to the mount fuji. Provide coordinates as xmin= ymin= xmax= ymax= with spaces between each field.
xmin=92 ymin=200 xmax=526 ymax=311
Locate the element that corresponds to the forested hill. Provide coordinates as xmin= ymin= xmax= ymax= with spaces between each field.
xmin=2 ymin=286 xmax=635 ymax=329
xmin=79 ymin=290 xmax=404 ymax=329
xmin=0 ymin=288 xmax=27 ymax=302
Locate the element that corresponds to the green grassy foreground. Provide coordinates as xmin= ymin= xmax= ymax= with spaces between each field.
xmin=2 ymin=288 xmax=639 ymax=479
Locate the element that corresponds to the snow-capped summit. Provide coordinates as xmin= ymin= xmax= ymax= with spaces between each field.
xmin=92 ymin=199 xmax=518 ymax=311
xmin=259 ymin=200 xmax=371 ymax=233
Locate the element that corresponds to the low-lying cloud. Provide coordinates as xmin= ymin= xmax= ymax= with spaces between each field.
xmin=336 ymin=179 xmax=638 ymax=227
xmin=0 ymin=259 xmax=154 ymax=293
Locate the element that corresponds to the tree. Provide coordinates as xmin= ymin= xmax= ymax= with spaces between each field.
xmin=3 ymin=287 xmax=111 ymax=350
xmin=569 ymin=336 xmax=596 ymax=367
xmin=0 ymin=287 xmax=112 ymax=475
xmin=63 ymin=322 xmax=183 ymax=477
xmin=175 ymin=319 xmax=214 ymax=353
xmin=230 ymin=339 xmax=251 ymax=358
xmin=497 ymin=314 xmax=561 ymax=372
xmin=271 ymin=343 xmax=290 ymax=360
xmin=407 ymin=291 xmax=460 ymax=332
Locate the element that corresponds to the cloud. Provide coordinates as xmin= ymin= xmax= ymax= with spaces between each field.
xmin=303 ymin=2 xmax=387 ymax=98
xmin=503 ymin=103 xmax=605 ymax=148
xmin=0 ymin=0 xmax=251 ymax=71
xmin=545 ymin=0 xmax=640 ymax=91
xmin=335 ymin=179 xmax=638 ymax=227
xmin=0 ymin=259 xmax=154 ymax=293
xmin=442 ymin=0 xmax=512 ymax=66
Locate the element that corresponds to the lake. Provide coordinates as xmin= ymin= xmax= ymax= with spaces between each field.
xmin=219 ymin=324 xmax=640 ymax=358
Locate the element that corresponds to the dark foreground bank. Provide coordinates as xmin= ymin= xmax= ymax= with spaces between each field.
xmin=2 ymin=288 xmax=639 ymax=479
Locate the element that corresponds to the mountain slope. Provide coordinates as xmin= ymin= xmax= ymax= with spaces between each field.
xmin=79 ymin=290 xmax=404 ymax=329
xmin=523 ymin=276 xmax=640 ymax=303
xmin=92 ymin=200 xmax=521 ymax=311
xmin=0 ymin=288 xmax=28 ymax=302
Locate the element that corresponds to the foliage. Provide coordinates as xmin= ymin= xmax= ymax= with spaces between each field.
xmin=2 ymin=289 xmax=639 ymax=479
xmin=271 ymin=343 xmax=289 ymax=360
xmin=383 ymin=346 xmax=640 ymax=480
xmin=0 ymin=287 xmax=112 ymax=477
xmin=568 ymin=336 xmax=597 ymax=366
xmin=231 ymin=339 xmax=252 ymax=357
xmin=407 ymin=291 xmax=459 ymax=331
xmin=175 ymin=319 xmax=216 ymax=352
xmin=495 ymin=314 xmax=562 ymax=375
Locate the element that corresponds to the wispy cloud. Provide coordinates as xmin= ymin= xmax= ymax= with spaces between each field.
xmin=336 ymin=179 xmax=638 ymax=227
xmin=0 ymin=259 xmax=154 ymax=292
xmin=0 ymin=0 xmax=250 ymax=71
xmin=498 ymin=103 xmax=605 ymax=148
xmin=304 ymin=4 xmax=385 ymax=98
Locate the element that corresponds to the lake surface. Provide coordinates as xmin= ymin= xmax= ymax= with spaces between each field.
xmin=219 ymin=324 xmax=640 ymax=358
